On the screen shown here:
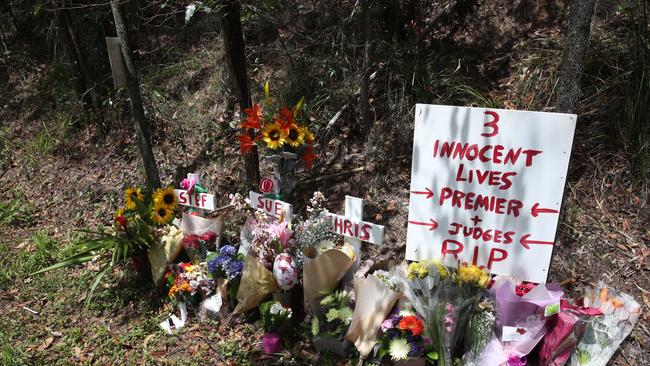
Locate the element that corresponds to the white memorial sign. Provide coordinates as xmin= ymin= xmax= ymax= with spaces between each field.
xmin=174 ymin=189 xmax=215 ymax=211
xmin=406 ymin=104 xmax=576 ymax=283
xmin=249 ymin=191 xmax=293 ymax=221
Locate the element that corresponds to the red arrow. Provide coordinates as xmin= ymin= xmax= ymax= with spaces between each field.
xmin=411 ymin=187 xmax=434 ymax=199
xmin=408 ymin=218 xmax=439 ymax=231
xmin=519 ymin=234 xmax=554 ymax=249
xmin=531 ymin=203 xmax=559 ymax=217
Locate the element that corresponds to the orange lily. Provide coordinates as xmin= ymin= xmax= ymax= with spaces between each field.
xmin=242 ymin=103 xmax=262 ymax=130
xmin=238 ymin=134 xmax=257 ymax=156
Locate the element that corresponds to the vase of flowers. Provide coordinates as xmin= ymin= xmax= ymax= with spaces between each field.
xmin=311 ymin=290 xmax=354 ymax=357
xmin=259 ymin=300 xmax=293 ymax=354
xmin=237 ymin=83 xmax=317 ymax=198
xmin=378 ymin=308 xmax=437 ymax=365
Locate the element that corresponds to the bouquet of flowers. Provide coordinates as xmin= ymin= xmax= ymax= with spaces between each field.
xmin=396 ymin=260 xmax=459 ymax=366
xmin=207 ymin=244 xmax=245 ymax=301
xmin=259 ymin=300 xmax=293 ymax=353
xmin=312 ymin=290 xmax=354 ymax=337
xmin=237 ymin=83 xmax=317 ymax=197
xmin=34 ymin=186 xmax=180 ymax=304
xmin=166 ymin=262 xmax=215 ymax=305
xmin=378 ymin=309 xmax=437 ymax=363
xmin=181 ymin=231 xmax=216 ymax=263
xmin=452 ymin=264 xmax=491 ymax=352
xmin=462 ymin=297 xmax=496 ymax=363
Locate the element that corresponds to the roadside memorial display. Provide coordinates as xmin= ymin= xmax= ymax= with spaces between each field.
xmin=237 ymin=83 xmax=317 ymax=197
xmin=175 ymin=173 xmax=216 ymax=212
xmin=406 ymin=104 xmax=577 ymax=283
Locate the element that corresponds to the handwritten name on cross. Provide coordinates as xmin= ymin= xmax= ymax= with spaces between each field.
xmin=174 ymin=173 xmax=215 ymax=211
xmin=327 ymin=196 xmax=385 ymax=275
xmin=249 ymin=191 xmax=293 ymax=222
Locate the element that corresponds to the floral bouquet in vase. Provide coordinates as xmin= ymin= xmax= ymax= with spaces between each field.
xmin=259 ymin=300 xmax=293 ymax=354
xmin=238 ymin=83 xmax=317 ymax=198
xmin=378 ymin=309 xmax=438 ymax=365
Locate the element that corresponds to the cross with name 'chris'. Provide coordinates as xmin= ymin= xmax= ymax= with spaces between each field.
xmin=326 ymin=196 xmax=385 ymax=275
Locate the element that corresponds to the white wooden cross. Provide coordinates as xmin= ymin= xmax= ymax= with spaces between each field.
xmin=327 ymin=196 xmax=385 ymax=277
xmin=248 ymin=191 xmax=293 ymax=222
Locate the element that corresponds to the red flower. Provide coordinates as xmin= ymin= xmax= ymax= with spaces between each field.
xmin=515 ymin=282 xmax=536 ymax=297
xmin=238 ymin=133 xmax=257 ymax=157
xmin=242 ymin=103 xmax=262 ymax=130
xmin=200 ymin=231 xmax=217 ymax=243
xmin=301 ymin=144 xmax=317 ymax=169
xmin=398 ymin=315 xmax=424 ymax=336
xmin=182 ymin=235 xmax=200 ymax=249
xmin=115 ymin=215 xmax=127 ymax=229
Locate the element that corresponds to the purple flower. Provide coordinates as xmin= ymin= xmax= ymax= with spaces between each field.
xmin=207 ymin=255 xmax=231 ymax=275
xmin=219 ymin=245 xmax=237 ymax=257
xmin=381 ymin=319 xmax=395 ymax=332
xmin=408 ymin=342 xmax=423 ymax=357
xmin=225 ymin=260 xmax=244 ymax=280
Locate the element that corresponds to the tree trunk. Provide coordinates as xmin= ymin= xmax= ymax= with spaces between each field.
xmin=110 ymin=0 xmax=161 ymax=190
xmin=554 ymin=0 xmax=597 ymax=113
xmin=360 ymin=0 xmax=372 ymax=126
xmin=219 ymin=0 xmax=260 ymax=189
xmin=55 ymin=4 xmax=89 ymax=108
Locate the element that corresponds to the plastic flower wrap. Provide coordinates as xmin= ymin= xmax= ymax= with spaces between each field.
xmin=395 ymin=260 xmax=459 ymax=366
xmin=538 ymin=299 xmax=603 ymax=366
xmin=462 ymin=297 xmax=496 ymax=363
xmin=464 ymin=277 xmax=564 ymax=366
xmin=452 ymin=264 xmax=490 ymax=353
xmin=568 ymin=281 xmax=640 ymax=366
xmin=241 ymin=213 xmax=298 ymax=270
xmin=237 ymin=84 xmax=317 ymax=196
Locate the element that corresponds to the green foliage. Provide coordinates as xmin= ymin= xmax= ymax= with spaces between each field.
xmin=0 ymin=196 xmax=32 ymax=228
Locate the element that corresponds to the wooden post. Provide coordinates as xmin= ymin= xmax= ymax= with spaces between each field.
xmin=110 ymin=0 xmax=161 ymax=190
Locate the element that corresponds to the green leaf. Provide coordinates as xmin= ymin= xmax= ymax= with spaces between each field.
xmin=85 ymin=265 xmax=112 ymax=307
xmin=32 ymin=254 xmax=97 ymax=275
xmin=293 ymin=96 xmax=305 ymax=117
xmin=264 ymin=81 xmax=270 ymax=105
xmin=426 ymin=351 xmax=439 ymax=361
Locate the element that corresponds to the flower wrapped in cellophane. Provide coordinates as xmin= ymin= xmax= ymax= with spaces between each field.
xmin=237 ymin=82 xmax=317 ymax=197
xmin=568 ymin=281 xmax=640 ymax=366
xmin=395 ymin=260 xmax=459 ymax=366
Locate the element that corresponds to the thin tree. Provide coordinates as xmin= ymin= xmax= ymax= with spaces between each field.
xmin=360 ymin=0 xmax=372 ymax=126
xmin=555 ymin=0 xmax=597 ymax=113
xmin=55 ymin=1 xmax=91 ymax=109
xmin=110 ymin=0 xmax=161 ymax=190
xmin=219 ymin=0 xmax=260 ymax=188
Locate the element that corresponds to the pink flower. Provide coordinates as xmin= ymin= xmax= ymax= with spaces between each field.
xmin=444 ymin=316 xmax=455 ymax=325
xmin=180 ymin=177 xmax=197 ymax=194
xmin=445 ymin=303 xmax=455 ymax=312
xmin=381 ymin=319 xmax=395 ymax=332
xmin=507 ymin=355 xmax=527 ymax=366
xmin=268 ymin=221 xmax=292 ymax=248
xmin=445 ymin=326 xmax=454 ymax=333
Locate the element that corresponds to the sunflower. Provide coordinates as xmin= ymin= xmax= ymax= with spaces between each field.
xmin=301 ymin=126 xmax=315 ymax=144
xmin=261 ymin=122 xmax=287 ymax=149
xmin=285 ymin=124 xmax=305 ymax=147
xmin=151 ymin=203 xmax=173 ymax=225
xmin=154 ymin=187 xmax=178 ymax=209
xmin=124 ymin=187 xmax=144 ymax=210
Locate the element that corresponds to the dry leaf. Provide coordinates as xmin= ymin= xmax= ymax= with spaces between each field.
xmin=37 ymin=336 xmax=54 ymax=351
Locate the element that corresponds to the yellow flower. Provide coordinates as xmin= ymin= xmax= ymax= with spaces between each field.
xmin=458 ymin=264 xmax=489 ymax=287
xmin=433 ymin=260 xmax=448 ymax=279
xmin=261 ymin=122 xmax=287 ymax=149
xmin=407 ymin=262 xmax=429 ymax=280
xmin=154 ymin=187 xmax=178 ymax=209
xmin=115 ymin=207 xmax=125 ymax=218
xmin=151 ymin=203 xmax=173 ymax=225
xmin=124 ymin=187 xmax=144 ymax=210
xmin=285 ymin=124 xmax=305 ymax=147
xmin=301 ymin=126 xmax=315 ymax=144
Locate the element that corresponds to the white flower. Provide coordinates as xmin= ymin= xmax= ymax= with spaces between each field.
xmin=270 ymin=302 xmax=284 ymax=315
xmin=388 ymin=338 xmax=410 ymax=361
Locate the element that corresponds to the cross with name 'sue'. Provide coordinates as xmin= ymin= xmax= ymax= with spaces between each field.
xmin=409 ymin=186 xmax=558 ymax=250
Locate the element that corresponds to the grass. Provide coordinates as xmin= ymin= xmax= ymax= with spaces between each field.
xmin=0 ymin=196 xmax=32 ymax=228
